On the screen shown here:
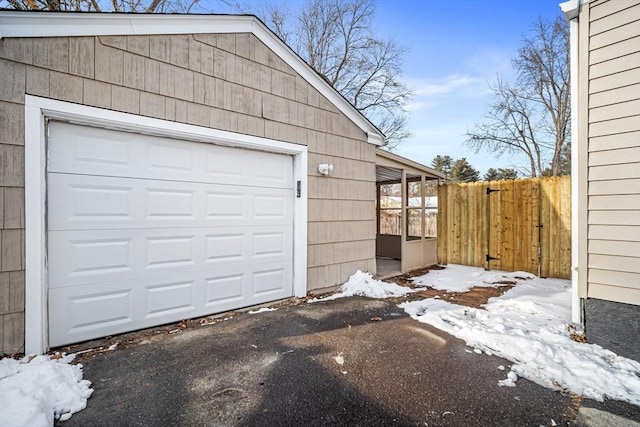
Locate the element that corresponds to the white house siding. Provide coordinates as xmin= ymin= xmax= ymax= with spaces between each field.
xmin=581 ymin=0 xmax=640 ymax=306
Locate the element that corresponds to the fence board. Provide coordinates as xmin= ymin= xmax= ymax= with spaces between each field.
xmin=503 ymin=180 xmax=515 ymax=272
xmin=513 ymin=179 xmax=525 ymax=272
xmin=540 ymin=178 xmax=552 ymax=277
xmin=438 ymin=176 xmax=571 ymax=279
xmin=460 ymin=184 xmax=469 ymax=265
xmin=480 ymin=181 xmax=490 ymax=268
xmin=527 ymin=179 xmax=537 ymax=271
xmin=559 ymin=177 xmax=573 ymax=276
xmin=517 ymin=179 xmax=527 ymax=269
xmin=547 ymin=177 xmax=558 ymax=278
xmin=437 ymin=184 xmax=447 ymax=262
xmin=491 ymin=180 xmax=502 ymax=269
xmin=451 ymin=185 xmax=462 ymax=264
xmin=473 ymin=182 xmax=484 ymax=266
xmin=531 ymin=179 xmax=542 ymax=276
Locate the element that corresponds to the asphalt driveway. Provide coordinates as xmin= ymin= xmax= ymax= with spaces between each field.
xmin=57 ymin=296 xmax=639 ymax=426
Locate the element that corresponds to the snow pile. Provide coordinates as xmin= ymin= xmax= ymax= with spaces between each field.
xmin=400 ymin=271 xmax=640 ymax=405
xmin=309 ymin=270 xmax=416 ymax=302
xmin=411 ymin=264 xmax=534 ymax=292
xmin=0 ymin=354 xmax=93 ymax=426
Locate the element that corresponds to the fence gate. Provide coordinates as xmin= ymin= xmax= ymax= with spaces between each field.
xmin=437 ymin=176 xmax=571 ymax=279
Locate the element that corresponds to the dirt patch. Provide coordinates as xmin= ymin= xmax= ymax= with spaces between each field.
xmin=385 ymin=267 xmax=514 ymax=308
xmin=385 ymin=285 xmax=513 ymax=308
xmin=567 ymin=324 xmax=587 ymax=343
xmin=385 ymin=265 xmax=444 ymax=288
xmin=437 ymin=285 xmax=514 ymax=308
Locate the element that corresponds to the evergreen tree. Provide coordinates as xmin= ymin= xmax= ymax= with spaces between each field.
xmin=450 ymin=158 xmax=479 ymax=183
xmin=431 ymin=155 xmax=453 ymax=176
xmin=484 ymin=168 xmax=500 ymax=181
xmin=497 ymin=168 xmax=518 ymax=180
xmin=484 ymin=167 xmax=518 ymax=181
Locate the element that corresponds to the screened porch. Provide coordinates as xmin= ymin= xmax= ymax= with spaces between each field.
xmin=375 ymin=149 xmax=445 ymax=279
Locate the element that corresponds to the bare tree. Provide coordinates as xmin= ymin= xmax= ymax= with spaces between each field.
xmin=4 ymin=0 xmax=412 ymax=147
xmin=259 ymin=0 xmax=412 ymax=148
xmin=466 ymin=16 xmax=570 ymax=177
xmin=2 ymin=0 xmax=228 ymax=13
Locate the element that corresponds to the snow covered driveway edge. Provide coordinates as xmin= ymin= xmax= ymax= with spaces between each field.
xmin=307 ymin=270 xmax=417 ymax=302
xmin=400 ymin=275 xmax=640 ymax=406
xmin=0 ymin=353 xmax=93 ymax=427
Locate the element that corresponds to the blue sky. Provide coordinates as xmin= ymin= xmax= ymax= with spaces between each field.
xmin=214 ymin=0 xmax=565 ymax=175
xmin=371 ymin=0 xmax=564 ymax=175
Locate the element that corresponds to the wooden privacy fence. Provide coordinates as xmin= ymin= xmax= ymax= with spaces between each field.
xmin=437 ymin=176 xmax=571 ymax=279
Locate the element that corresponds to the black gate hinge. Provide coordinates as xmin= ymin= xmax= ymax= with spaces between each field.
xmin=296 ymin=181 xmax=301 ymax=198
xmin=486 ymin=254 xmax=500 ymax=262
xmin=486 ymin=188 xmax=500 ymax=194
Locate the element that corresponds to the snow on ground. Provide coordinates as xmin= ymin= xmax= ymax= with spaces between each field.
xmin=400 ymin=265 xmax=640 ymax=406
xmin=0 ymin=353 xmax=93 ymax=427
xmin=4 ymin=264 xmax=634 ymax=425
xmin=308 ymin=270 xmax=417 ymax=302
xmin=411 ymin=264 xmax=534 ymax=292
xmin=248 ymin=307 xmax=278 ymax=314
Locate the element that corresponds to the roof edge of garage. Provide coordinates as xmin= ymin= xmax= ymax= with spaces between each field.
xmin=0 ymin=11 xmax=386 ymax=146
xmin=376 ymin=148 xmax=446 ymax=179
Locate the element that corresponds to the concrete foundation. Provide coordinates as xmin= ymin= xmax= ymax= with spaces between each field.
xmin=585 ymin=298 xmax=640 ymax=362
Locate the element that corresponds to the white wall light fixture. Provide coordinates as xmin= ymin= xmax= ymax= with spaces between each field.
xmin=318 ymin=163 xmax=333 ymax=176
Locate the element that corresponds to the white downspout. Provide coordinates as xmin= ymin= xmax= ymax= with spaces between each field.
xmin=561 ymin=0 xmax=582 ymax=325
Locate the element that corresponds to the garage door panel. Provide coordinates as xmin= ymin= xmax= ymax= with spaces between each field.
xmin=146 ymin=234 xmax=198 ymax=270
xmin=48 ymin=123 xmax=140 ymax=177
xmin=133 ymin=272 xmax=205 ymax=324
xmin=49 ymin=284 xmax=135 ymax=347
xmin=48 ymin=233 xmax=135 ymax=286
xmin=206 ymin=191 xmax=246 ymax=219
xmin=253 ymin=232 xmax=287 ymax=258
xmin=48 ymin=175 xmax=136 ymax=226
xmin=253 ymin=193 xmax=290 ymax=219
xmin=49 ymin=122 xmax=293 ymax=188
xmin=205 ymin=226 xmax=292 ymax=263
xmin=205 ymin=145 xmax=292 ymax=188
xmin=146 ymin=188 xmax=196 ymax=220
xmin=205 ymin=233 xmax=245 ymax=263
xmin=250 ymin=151 xmax=294 ymax=188
xmin=205 ymin=262 xmax=292 ymax=307
xmin=48 ymin=174 xmax=139 ymax=230
xmin=49 ymin=225 xmax=292 ymax=288
xmin=205 ymin=149 xmax=248 ymax=180
xmin=253 ymin=267 xmax=289 ymax=297
xmin=205 ymin=273 xmax=246 ymax=307
xmin=144 ymin=279 xmax=197 ymax=319
xmin=47 ymin=121 xmax=296 ymax=347
xmin=49 ymin=264 xmax=292 ymax=346
xmin=146 ymin=139 xmax=196 ymax=174
xmin=49 ymin=173 xmax=293 ymax=230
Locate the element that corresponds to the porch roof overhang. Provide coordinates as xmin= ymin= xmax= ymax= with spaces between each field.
xmin=375 ymin=149 xmax=446 ymax=183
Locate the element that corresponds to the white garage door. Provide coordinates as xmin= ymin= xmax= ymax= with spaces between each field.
xmin=47 ymin=122 xmax=294 ymax=347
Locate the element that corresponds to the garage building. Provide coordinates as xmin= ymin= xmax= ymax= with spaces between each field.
xmin=0 ymin=11 xmax=402 ymax=354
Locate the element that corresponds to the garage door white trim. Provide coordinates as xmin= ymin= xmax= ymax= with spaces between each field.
xmin=24 ymin=95 xmax=308 ymax=354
